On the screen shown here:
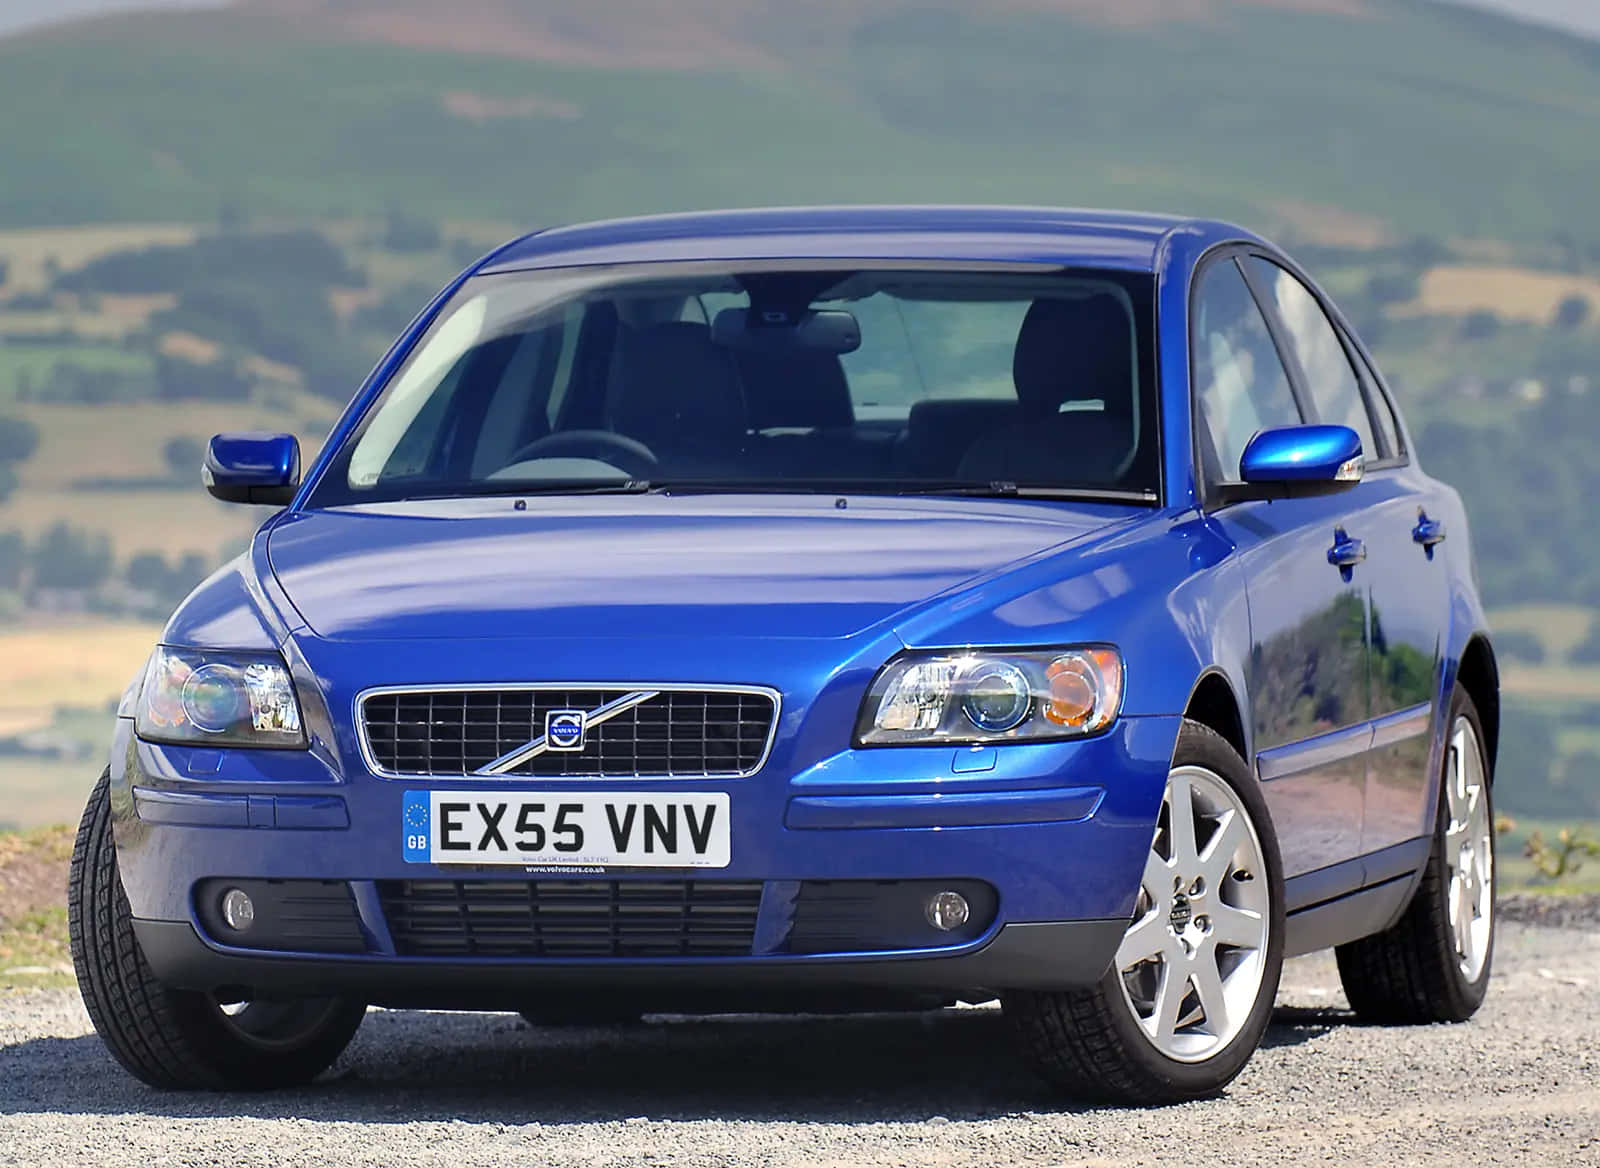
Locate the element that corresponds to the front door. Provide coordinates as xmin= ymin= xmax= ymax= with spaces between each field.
xmin=1191 ymin=254 xmax=1369 ymax=881
xmin=1244 ymin=259 xmax=1445 ymax=862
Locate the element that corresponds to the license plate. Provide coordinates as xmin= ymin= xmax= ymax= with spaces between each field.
xmin=402 ymin=790 xmax=730 ymax=868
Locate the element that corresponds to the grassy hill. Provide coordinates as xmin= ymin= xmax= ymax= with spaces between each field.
xmin=0 ymin=0 xmax=1597 ymax=241
xmin=1 ymin=0 xmax=1599 ymax=830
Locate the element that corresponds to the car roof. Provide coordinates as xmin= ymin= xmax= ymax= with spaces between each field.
xmin=479 ymin=205 xmax=1263 ymax=275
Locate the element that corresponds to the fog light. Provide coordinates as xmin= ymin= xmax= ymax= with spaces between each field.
xmin=925 ymin=890 xmax=970 ymax=932
xmin=220 ymin=888 xmax=255 ymax=932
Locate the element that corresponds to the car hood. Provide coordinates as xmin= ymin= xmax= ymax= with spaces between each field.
xmin=266 ymin=495 xmax=1138 ymax=642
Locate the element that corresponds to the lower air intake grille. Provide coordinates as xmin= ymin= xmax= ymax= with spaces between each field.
xmin=378 ymin=879 xmax=764 ymax=958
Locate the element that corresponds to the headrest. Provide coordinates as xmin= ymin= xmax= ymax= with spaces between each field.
xmin=735 ymin=349 xmax=854 ymax=430
xmin=1011 ymin=295 xmax=1135 ymax=417
xmin=611 ymin=322 xmax=747 ymax=451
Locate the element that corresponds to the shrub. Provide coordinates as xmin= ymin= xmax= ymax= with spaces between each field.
xmin=0 ymin=530 xmax=23 ymax=588
xmin=29 ymin=523 xmax=112 ymax=590
xmin=0 ymin=415 xmax=40 ymax=463
xmin=1553 ymin=294 xmax=1591 ymax=332
xmin=162 ymin=435 xmax=205 ymax=481
xmin=154 ymin=355 xmax=250 ymax=402
xmin=382 ymin=209 xmax=442 ymax=253
xmin=1570 ymin=620 xmax=1600 ymax=665
xmin=1460 ymin=310 xmax=1501 ymax=340
xmin=1365 ymin=270 xmax=1421 ymax=306
xmin=1492 ymin=628 xmax=1545 ymax=666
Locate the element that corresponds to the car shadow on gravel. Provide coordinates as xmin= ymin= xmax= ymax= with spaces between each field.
xmin=1 ymin=1003 xmax=1362 ymax=1122
xmin=1260 ymin=1005 xmax=1360 ymax=1049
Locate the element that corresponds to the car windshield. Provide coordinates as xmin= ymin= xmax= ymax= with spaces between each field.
xmin=309 ymin=261 xmax=1159 ymax=506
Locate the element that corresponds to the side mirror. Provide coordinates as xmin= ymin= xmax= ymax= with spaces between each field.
xmin=203 ymin=432 xmax=300 ymax=505
xmin=1228 ymin=424 xmax=1363 ymax=502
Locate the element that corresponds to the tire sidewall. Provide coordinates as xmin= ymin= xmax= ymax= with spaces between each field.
xmin=1424 ymin=688 xmax=1495 ymax=1014
xmin=69 ymin=770 xmax=366 ymax=1090
xmin=1095 ymin=719 xmax=1288 ymax=1097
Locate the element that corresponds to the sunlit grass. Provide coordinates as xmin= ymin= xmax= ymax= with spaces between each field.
xmin=0 ymin=825 xmax=75 ymax=991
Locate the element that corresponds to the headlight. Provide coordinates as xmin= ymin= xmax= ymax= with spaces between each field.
xmin=855 ymin=647 xmax=1123 ymax=746
xmin=135 ymin=646 xmax=306 ymax=749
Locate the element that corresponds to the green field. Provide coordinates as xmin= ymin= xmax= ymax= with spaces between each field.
xmin=0 ymin=1 xmax=1598 ymax=241
xmin=0 ymin=343 xmax=149 ymax=397
xmin=0 ymin=0 xmax=1598 ymax=840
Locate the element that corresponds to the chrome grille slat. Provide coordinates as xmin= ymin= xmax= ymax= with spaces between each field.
xmin=359 ymin=685 xmax=778 ymax=778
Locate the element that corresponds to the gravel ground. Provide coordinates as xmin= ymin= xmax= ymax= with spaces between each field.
xmin=2 ymin=921 xmax=1598 ymax=1168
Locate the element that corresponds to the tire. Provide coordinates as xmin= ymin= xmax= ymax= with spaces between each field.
xmin=1004 ymin=719 xmax=1286 ymax=1104
xmin=67 ymin=769 xmax=368 ymax=1090
xmin=1335 ymin=688 xmax=1494 ymax=1024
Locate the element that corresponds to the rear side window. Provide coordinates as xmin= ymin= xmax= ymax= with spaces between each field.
xmin=1191 ymin=259 xmax=1302 ymax=481
xmin=1246 ymin=258 xmax=1376 ymax=461
xmin=1350 ymin=341 xmax=1404 ymax=462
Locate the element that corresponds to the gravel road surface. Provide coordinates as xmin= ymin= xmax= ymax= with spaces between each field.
xmin=2 ymin=921 xmax=1597 ymax=1167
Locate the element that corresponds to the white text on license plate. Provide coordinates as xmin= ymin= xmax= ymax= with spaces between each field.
xmin=402 ymin=791 xmax=730 ymax=868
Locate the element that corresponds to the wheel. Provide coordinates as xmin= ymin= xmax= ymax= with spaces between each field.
xmin=1005 ymin=719 xmax=1285 ymax=1104
xmin=67 ymin=769 xmax=368 ymax=1090
xmin=1335 ymin=689 xmax=1494 ymax=1024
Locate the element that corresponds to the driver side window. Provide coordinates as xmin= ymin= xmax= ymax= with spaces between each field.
xmin=1191 ymin=259 xmax=1303 ymax=483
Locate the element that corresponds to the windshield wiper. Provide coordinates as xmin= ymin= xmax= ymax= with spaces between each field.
xmin=637 ymin=479 xmax=1157 ymax=504
xmin=891 ymin=481 xmax=1159 ymax=504
xmin=512 ymin=478 xmax=655 ymax=495
xmin=381 ymin=479 xmax=656 ymax=502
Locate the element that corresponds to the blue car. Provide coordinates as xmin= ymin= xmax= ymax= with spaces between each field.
xmin=68 ymin=206 xmax=1498 ymax=1103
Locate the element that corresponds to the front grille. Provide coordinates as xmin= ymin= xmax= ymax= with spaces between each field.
xmin=360 ymin=687 xmax=777 ymax=778
xmin=379 ymin=879 xmax=764 ymax=957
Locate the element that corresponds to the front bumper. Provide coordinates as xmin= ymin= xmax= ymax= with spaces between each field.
xmin=108 ymin=712 xmax=1179 ymax=999
xmin=133 ymin=917 xmax=1129 ymax=1007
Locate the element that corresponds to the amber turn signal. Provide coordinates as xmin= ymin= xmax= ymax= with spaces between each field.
xmin=1043 ymin=649 xmax=1123 ymax=731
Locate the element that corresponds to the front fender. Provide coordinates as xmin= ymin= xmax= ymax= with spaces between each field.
xmin=891 ymin=509 xmax=1252 ymax=739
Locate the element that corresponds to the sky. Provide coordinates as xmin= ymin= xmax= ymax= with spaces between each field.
xmin=0 ymin=0 xmax=1596 ymax=40
xmin=0 ymin=0 xmax=220 ymax=36
xmin=1442 ymin=0 xmax=1600 ymax=37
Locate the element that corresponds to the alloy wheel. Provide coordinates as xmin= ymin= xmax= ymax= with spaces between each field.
xmin=1443 ymin=715 xmax=1494 ymax=982
xmin=1115 ymin=765 xmax=1272 ymax=1063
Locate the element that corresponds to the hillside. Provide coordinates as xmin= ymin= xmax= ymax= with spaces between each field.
xmin=0 ymin=0 xmax=1598 ymax=829
xmin=0 ymin=0 xmax=1596 ymax=241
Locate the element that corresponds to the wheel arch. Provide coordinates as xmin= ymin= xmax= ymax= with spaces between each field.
xmin=1181 ymin=669 xmax=1249 ymax=766
xmin=1455 ymin=635 xmax=1499 ymax=776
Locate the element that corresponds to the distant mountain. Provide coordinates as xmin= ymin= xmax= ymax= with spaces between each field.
xmin=2 ymin=0 xmax=1597 ymax=241
xmin=1434 ymin=0 xmax=1600 ymax=40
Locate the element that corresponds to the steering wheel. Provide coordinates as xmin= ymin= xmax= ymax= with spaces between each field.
xmin=499 ymin=431 xmax=660 ymax=480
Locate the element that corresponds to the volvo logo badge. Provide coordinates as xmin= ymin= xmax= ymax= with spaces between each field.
xmin=1169 ymin=894 xmax=1192 ymax=931
xmin=545 ymin=709 xmax=587 ymax=751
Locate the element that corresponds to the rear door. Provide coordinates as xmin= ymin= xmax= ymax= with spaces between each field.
xmin=1243 ymin=259 xmax=1445 ymax=865
xmin=1191 ymin=254 xmax=1370 ymax=883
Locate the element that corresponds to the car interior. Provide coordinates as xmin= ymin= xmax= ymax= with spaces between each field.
xmin=336 ymin=269 xmax=1160 ymax=501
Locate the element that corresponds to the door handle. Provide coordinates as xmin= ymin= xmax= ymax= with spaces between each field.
xmin=1327 ymin=528 xmax=1366 ymax=576
xmin=1413 ymin=511 xmax=1446 ymax=558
